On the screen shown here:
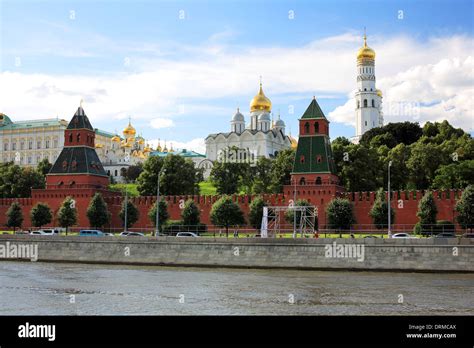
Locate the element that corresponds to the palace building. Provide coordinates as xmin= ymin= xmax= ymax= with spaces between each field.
xmin=205 ymin=82 xmax=293 ymax=163
xmin=353 ymin=31 xmax=383 ymax=143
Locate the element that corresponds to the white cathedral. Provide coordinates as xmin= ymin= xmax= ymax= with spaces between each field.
xmin=205 ymin=82 xmax=295 ymax=162
xmin=353 ymin=32 xmax=383 ymax=143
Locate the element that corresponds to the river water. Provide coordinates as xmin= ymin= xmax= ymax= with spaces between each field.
xmin=0 ymin=261 xmax=473 ymax=315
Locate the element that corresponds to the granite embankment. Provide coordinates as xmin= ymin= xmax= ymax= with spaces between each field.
xmin=0 ymin=235 xmax=472 ymax=272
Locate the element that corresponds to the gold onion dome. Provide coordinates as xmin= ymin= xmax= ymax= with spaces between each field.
xmin=143 ymin=144 xmax=151 ymax=153
xmin=289 ymin=135 xmax=298 ymax=150
xmin=376 ymin=89 xmax=383 ymax=97
xmin=357 ymin=33 xmax=376 ymax=61
xmin=123 ymin=120 xmax=136 ymax=137
xmin=111 ymin=135 xmax=121 ymax=142
xmin=95 ymin=143 xmax=104 ymax=148
xmin=250 ymin=82 xmax=272 ymax=112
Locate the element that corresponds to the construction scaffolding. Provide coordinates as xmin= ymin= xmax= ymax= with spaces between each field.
xmin=261 ymin=206 xmax=318 ymax=238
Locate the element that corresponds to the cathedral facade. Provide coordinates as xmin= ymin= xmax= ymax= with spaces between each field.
xmin=205 ymin=83 xmax=294 ymax=163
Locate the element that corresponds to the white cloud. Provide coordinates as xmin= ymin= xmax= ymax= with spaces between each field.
xmin=329 ymin=56 xmax=474 ymax=131
xmin=150 ymin=118 xmax=174 ymax=129
xmin=0 ymin=32 xmax=472 ymax=134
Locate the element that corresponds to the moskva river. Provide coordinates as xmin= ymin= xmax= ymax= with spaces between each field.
xmin=1 ymin=261 xmax=473 ymax=315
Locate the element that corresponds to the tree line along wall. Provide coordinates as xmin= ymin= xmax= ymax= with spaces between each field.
xmin=0 ymin=190 xmax=464 ymax=231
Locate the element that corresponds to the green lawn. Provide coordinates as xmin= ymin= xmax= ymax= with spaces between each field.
xmin=109 ymin=183 xmax=139 ymax=196
xmin=199 ymin=181 xmax=217 ymax=195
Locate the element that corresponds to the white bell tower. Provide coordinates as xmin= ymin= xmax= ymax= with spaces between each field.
xmin=353 ymin=30 xmax=383 ymax=143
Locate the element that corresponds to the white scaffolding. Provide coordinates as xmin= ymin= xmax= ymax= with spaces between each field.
xmin=261 ymin=206 xmax=317 ymax=238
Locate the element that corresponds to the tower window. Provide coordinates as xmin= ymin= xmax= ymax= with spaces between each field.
xmin=372 ymin=99 xmax=375 ymax=107
xmin=365 ymin=121 xmax=367 ymax=126
xmin=304 ymin=122 xmax=310 ymax=134
xmin=314 ymin=122 xmax=319 ymax=133
xmin=69 ymin=134 xmax=73 ymax=143
xmin=316 ymin=177 xmax=322 ymax=185
xmin=300 ymin=155 xmax=305 ymax=163
xmin=316 ymin=155 xmax=322 ymax=163
xmin=77 ymin=133 xmax=81 ymax=142
xmin=364 ymin=88 xmax=367 ymax=91
xmin=364 ymin=99 xmax=368 ymax=107
xmin=299 ymin=177 xmax=306 ymax=185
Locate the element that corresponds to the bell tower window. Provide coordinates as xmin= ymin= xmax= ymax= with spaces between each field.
xmin=314 ymin=122 xmax=319 ymax=133
xmin=364 ymin=99 xmax=368 ymax=107
xmin=304 ymin=122 xmax=310 ymax=134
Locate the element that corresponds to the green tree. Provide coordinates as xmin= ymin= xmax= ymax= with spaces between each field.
xmin=455 ymin=185 xmax=474 ymax=231
xmin=248 ymin=196 xmax=267 ymax=230
xmin=369 ymin=189 xmax=395 ymax=230
xmin=121 ymin=164 xmax=143 ymax=183
xmin=181 ymin=199 xmax=200 ymax=226
xmin=252 ymin=157 xmax=273 ymax=194
xmin=30 ymin=203 xmax=52 ymax=229
xmin=0 ymin=163 xmax=45 ymax=198
xmin=37 ymin=158 xmax=52 ymax=176
xmin=210 ymin=161 xmax=244 ymax=194
xmin=147 ymin=200 xmax=169 ymax=231
xmin=269 ymin=148 xmax=295 ymax=193
xmin=340 ymin=144 xmax=382 ymax=191
xmin=407 ymin=141 xmax=444 ymax=189
xmin=57 ymin=196 xmax=78 ymax=235
xmin=416 ymin=191 xmax=438 ymax=233
xmin=431 ymin=160 xmax=474 ymax=189
xmin=360 ymin=121 xmax=422 ymax=146
xmin=137 ymin=155 xmax=198 ymax=196
xmin=86 ymin=193 xmax=111 ymax=228
xmin=210 ymin=195 xmax=245 ymax=236
xmin=326 ymin=198 xmax=355 ymax=232
xmin=331 ymin=137 xmax=351 ymax=176
xmin=384 ymin=143 xmax=411 ymax=190
xmin=136 ymin=156 xmax=165 ymax=196
xmin=6 ymin=201 xmax=24 ymax=232
xmin=119 ymin=199 xmax=139 ymax=229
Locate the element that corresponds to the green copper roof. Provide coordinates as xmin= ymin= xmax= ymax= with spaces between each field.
xmin=150 ymin=149 xmax=205 ymax=158
xmin=94 ymin=128 xmax=115 ymax=138
xmin=301 ymin=98 xmax=327 ymax=120
xmin=49 ymin=146 xmax=108 ymax=176
xmin=292 ymin=136 xmax=337 ymax=174
xmin=0 ymin=117 xmax=67 ymax=130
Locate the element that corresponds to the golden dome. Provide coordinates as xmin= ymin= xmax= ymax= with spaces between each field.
xmin=289 ymin=135 xmax=298 ymax=150
xmin=137 ymin=138 xmax=145 ymax=145
xmin=143 ymin=144 xmax=151 ymax=153
xmin=376 ymin=89 xmax=383 ymax=97
xmin=111 ymin=135 xmax=121 ymax=143
xmin=357 ymin=33 xmax=375 ymax=61
xmin=123 ymin=120 xmax=136 ymax=137
xmin=95 ymin=143 xmax=104 ymax=149
xmin=121 ymin=140 xmax=132 ymax=148
xmin=250 ymin=82 xmax=272 ymax=112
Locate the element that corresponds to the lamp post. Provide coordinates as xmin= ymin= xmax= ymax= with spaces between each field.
xmin=155 ymin=168 xmax=166 ymax=237
xmin=293 ymin=178 xmax=297 ymax=239
xmin=388 ymin=161 xmax=392 ymax=237
xmin=124 ymin=188 xmax=128 ymax=233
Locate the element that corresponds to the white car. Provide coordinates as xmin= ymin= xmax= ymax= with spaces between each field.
xmin=391 ymin=233 xmax=418 ymax=239
xmin=119 ymin=231 xmax=145 ymax=237
xmin=40 ymin=228 xmax=61 ymax=236
xmin=176 ymin=232 xmax=200 ymax=238
xmin=30 ymin=230 xmax=48 ymax=235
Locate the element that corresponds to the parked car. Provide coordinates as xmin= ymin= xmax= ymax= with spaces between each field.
xmin=79 ymin=230 xmax=104 ymax=236
xmin=435 ymin=232 xmax=456 ymax=238
xmin=15 ymin=230 xmax=30 ymax=235
xmin=30 ymin=230 xmax=48 ymax=235
xmin=391 ymin=233 xmax=418 ymax=239
xmin=364 ymin=235 xmax=378 ymax=238
xmin=103 ymin=232 xmax=114 ymax=236
xmin=119 ymin=231 xmax=145 ymax=237
xmin=40 ymin=228 xmax=61 ymax=236
xmin=461 ymin=233 xmax=474 ymax=238
xmin=176 ymin=232 xmax=200 ymax=237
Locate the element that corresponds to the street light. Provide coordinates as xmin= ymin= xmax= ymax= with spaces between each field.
xmin=155 ymin=167 xmax=166 ymax=237
xmin=388 ymin=161 xmax=392 ymax=237
xmin=124 ymin=187 xmax=128 ymax=233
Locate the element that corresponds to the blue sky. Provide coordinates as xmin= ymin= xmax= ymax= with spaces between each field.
xmin=1 ymin=0 xmax=473 ymax=152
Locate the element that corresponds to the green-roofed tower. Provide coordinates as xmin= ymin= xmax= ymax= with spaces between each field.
xmin=290 ymin=97 xmax=340 ymax=186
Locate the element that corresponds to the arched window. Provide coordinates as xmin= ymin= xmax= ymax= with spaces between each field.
xmin=363 ymin=99 xmax=368 ymax=107
xmin=77 ymin=133 xmax=81 ymax=142
xmin=314 ymin=122 xmax=319 ymax=133
xmin=300 ymin=155 xmax=305 ymax=163
xmin=299 ymin=177 xmax=306 ymax=185
xmin=316 ymin=155 xmax=322 ymax=163
xmin=304 ymin=122 xmax=310 ymax=134
xmin=114 ymin=170 xmax=118 ymax=176
xmin=69 ymin=133 xmax=73 ymax=143
xmin=371 ymin=99 xmax=375 ymax=107
xmin=316 ymin=177 xmax=322 ymax=185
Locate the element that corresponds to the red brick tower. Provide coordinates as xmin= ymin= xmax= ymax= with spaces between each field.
xmin=284 ymin=97 xmax=345 ymax=227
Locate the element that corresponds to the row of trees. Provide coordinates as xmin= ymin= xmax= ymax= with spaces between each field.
xmin=5 ymin=185 xmax=474 ymax=233
xmin=0 ymin=160 xmax=50 ymax=198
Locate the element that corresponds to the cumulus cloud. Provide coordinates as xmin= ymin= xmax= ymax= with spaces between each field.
xmin=150 ymin=118 xmax=174 ymax=129
xmin=329 ymin=56 xmax=474 ymax=131
xmin=0 ymin=32 xmax=472 ymax=133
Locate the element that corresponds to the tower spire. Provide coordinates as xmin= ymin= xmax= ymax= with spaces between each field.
xmin=363 ymin=27 xmax=367 ymax=47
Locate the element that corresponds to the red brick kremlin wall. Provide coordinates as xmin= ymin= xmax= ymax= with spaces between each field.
xmin=0 ymin=189 xmax=463 ymax=231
